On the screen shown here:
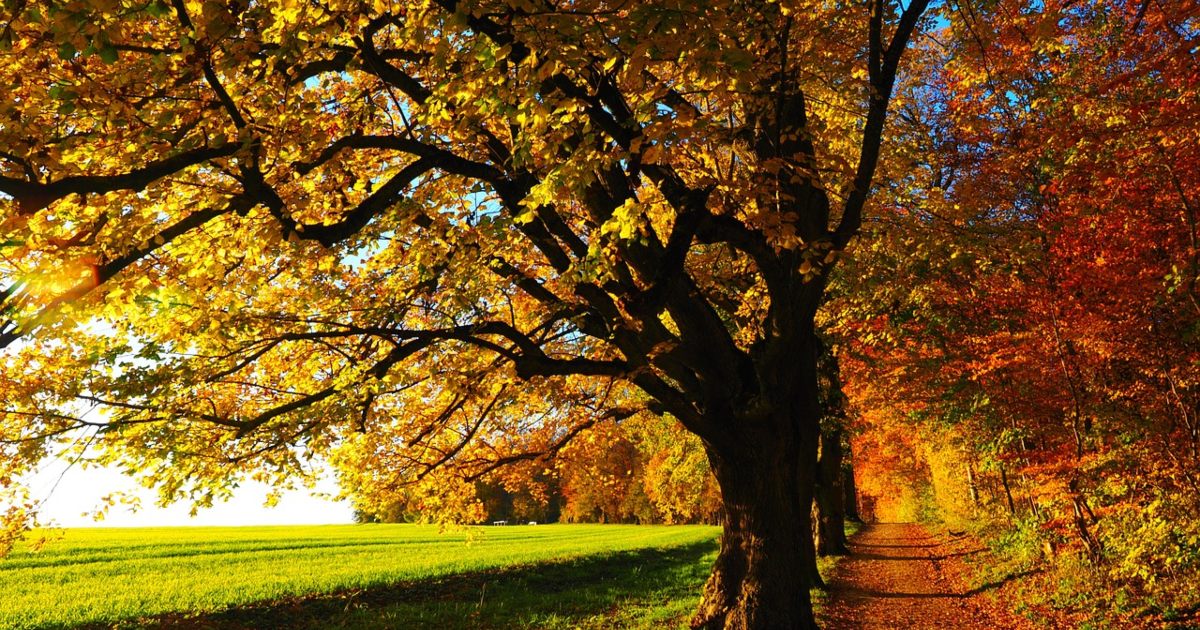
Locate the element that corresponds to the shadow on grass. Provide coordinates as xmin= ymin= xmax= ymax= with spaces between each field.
xmin=83 ymin=540 xmax=719 ymax=630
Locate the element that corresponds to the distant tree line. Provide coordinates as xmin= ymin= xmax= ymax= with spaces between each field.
xmin=351 ymin=415 xmax=725 ymax=525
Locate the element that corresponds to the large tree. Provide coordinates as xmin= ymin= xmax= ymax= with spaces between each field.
xmin=0 ymin=1 xmax=930 ymax=627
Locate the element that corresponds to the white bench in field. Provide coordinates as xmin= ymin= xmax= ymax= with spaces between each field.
xmin=527 ymin=521 xmax=538 ymax=525
xmin=492 ymin=520 xmax=508 ymax=526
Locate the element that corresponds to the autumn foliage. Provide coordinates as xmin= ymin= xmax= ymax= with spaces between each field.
xmin=346 ymin=413 xmax=721 ymax=526
xmin=1 ymin=0 xmax=1197 ymax=627
xmin=828 ymin=0 xmax=1200 ymax=624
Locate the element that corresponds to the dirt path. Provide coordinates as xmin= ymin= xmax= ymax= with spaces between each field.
xmin=819 ymin=522 xmax=1035 ymax=630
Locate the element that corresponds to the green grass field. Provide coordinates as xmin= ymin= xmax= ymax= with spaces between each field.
xmin=1 ymin=524 xmax=720 ymax=629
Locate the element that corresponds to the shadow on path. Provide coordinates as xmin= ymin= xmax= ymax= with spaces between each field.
xmin=818 ymin=522 xmax=1037 ymax=630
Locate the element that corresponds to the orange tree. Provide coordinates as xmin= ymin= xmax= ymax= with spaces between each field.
xmin=828 ymin=0 xmax=1200 ymax=621
xmin=0 ymin=1 xmax=932 ymax=627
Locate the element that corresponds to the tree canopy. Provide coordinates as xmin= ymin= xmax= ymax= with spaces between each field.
xmin=0 ymin=1 xmax=935 ymax=627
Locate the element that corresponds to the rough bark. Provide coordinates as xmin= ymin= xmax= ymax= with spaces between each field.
xmin=692 ymin=437 xmax=822 ymax=630
xmin=812 ymin=338 xmax=850 ymax=556
xmin=808 ymin=500 xmax=828 ymax=589
xmin=691 ymin=332 xmax=824 ymax=630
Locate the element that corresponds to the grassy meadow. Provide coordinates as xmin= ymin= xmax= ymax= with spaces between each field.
xmin=1 ymin=523 xmax=721 ymax=629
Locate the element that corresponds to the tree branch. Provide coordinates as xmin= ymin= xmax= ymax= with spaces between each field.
xmin=834 ymin=0 xmax=931 ymax=249
xmin=0 ymin=145 xmax=239 ymax=214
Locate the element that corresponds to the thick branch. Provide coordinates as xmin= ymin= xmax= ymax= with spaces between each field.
xmin=273 ymin=158 xmax=435 ymax=247
xmin=0 ymin=145 xmax=239 ymax=214
xmin=835 ymin=0 xmax=931 ymax=249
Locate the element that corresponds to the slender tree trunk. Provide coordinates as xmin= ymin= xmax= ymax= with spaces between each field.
xmin=966 ymin=457 xmax=980 ymax=510
xmin=1071 ymin=496 xmax=1102 ymax=562
xmin=814 ymin=427 xmax=849 ymax=556
xmin=843 ymin=461 xmax=860 ymax=522
xmin=1068 ymin=479 xmax=1102 ymax=563
xmin=999 ymin=463 xmax=1017 ymax=516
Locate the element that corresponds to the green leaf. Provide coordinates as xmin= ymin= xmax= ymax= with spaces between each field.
xmin=97 ymin=44 xmax=119 ymax=64
xmin=145 ymin=1 xmax=170 ymax=18
xmin=57 ymin=42 xmax=76 ymax=60
xmin=47 ymin=84 xmax=76 ymax=101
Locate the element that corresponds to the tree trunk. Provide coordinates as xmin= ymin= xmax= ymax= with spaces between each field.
xmin=814 ymin=427 xmax=849 ymax=556
xmin=1071 ymin=496 xmax=1102 ymax=563
xmin=688 ymin=280 xmax=826 ymax=629
xmin=999 ymin=463 xmax=1017 ymax=516
xmin=966 ymin=457 xmax=980 ymax=509
xmin=692 ymin=437 xmax=821 ymax=630
xmin=843 ymin=462 xmax=860 ymax=522
xmin=808 ymin=501 xmax=827 ymax=589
